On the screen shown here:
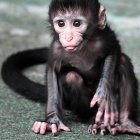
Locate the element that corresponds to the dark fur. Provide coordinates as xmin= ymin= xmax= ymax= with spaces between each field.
xmin=1 ymin=0 xmax=139 ymax=134
xmin=1 ymin=48 xmax=48 ymax=103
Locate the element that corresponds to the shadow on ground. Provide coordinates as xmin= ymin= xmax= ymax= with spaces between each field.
xmin=0 ymin=0 xmax=140 ymax=140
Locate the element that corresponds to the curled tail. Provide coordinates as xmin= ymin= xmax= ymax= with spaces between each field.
xmin=1 ymin=48 xmax=49 ymax=103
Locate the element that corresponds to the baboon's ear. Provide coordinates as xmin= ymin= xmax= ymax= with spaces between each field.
xmin=98 ymin=5 xmax=107 ymax=29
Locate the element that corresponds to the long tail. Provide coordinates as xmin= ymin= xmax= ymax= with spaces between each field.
xmin=1 ymin=47 xmax=49 ymax=103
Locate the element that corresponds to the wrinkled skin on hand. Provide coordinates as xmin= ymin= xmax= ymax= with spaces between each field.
xmin=88 ymin=117 xmax=140 ymax=135
xmin=89 ymin=81 xmax=119 ymax=135
xmin=32 ymin=115 xmax=70 ymax=136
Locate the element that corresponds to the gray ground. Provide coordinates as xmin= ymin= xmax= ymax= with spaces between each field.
xmin=0 ymin=0 xmax=140 ymax=140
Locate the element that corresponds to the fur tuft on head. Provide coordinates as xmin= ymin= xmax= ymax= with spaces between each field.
xmin=49 ymin=0 xmax=100 ymax=23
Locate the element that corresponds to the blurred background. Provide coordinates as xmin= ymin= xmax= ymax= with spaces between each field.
xmin=0 ymin=0 xmax=140 ymax=140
